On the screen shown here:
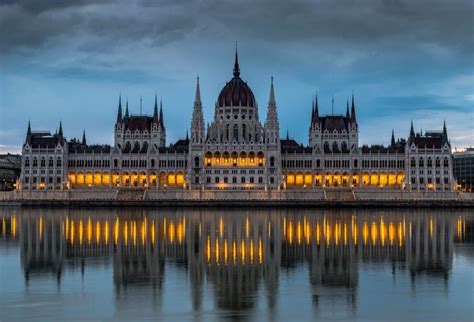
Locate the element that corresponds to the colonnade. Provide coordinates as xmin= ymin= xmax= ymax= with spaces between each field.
xmin=285 ymin=171 xmax=406 ymax=188
xmin=67 ymin=171 xmax=186 ymax=188
xmin=205 ymin=151 xmax=265 ymax=167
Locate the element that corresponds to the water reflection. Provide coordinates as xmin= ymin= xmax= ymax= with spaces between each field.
xmin=1 ymin=208 xmax=472 ymax=319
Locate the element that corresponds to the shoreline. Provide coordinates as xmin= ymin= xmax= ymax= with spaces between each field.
xmin=1 ymin=189 xmax=472 ymax=208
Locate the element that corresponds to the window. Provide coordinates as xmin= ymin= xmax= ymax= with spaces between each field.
xmin=270 ymin=157 xmax=275 ymax=167
xmin=332 ymin=141 xmax=338 ymax=152
xmin=215 ymin=177 xmax=220 ymax=184
xmin=49 ymin=158 xmax=54 ymax=167
xmin=258 ymin=177 xmax=263 ymax=184
xmin=194 ymin=157 xmax=199 ymax=167
xmin=224 ymin=177 xmax=228 ymax=183
xmin=250 ymin=177 xmax=254 ymax=184
xmin=411 ymin=158 xmax=416 ymax=167
xmin=241 ymin=177 xmax=245 ymax=184
xmin=232 ymin=177 xmax=237 ymax=184
xmin=444 ymin=158 xmax=449 ymax=167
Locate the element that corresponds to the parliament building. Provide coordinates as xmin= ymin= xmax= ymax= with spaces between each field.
xmin=19 ymin=50 xmax=455 ymax=192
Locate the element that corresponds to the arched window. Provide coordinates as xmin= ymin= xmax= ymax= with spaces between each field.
xmin=444 ymin=157 xmax=449 ymax=167
xmin=419 ymin=157 xmax=424 ymax=167
xmin=435 ymin=158 xmax=440 ymax=167
xmin=341 ymin=141 xmax=348 ymax=152
xmin=332 ymin=141 xmax=339 ymax=152
xmin=324 ymin=142 xmax=330 ymax=152
xmin=151 ymin=159 xmax=155 ymax=168
xmin=427 ymin=157 xmax=432 ymax=167
xmin=354 ymin=159 xmax=358 ymax=168
xmin=242 ymin=124 xmax=247 ymax=142
xmin=270 ymin=156 xmax=275 ymax=167
xmin=411 ymin=157 xmax=416 ymax=167
xmin=233 ymin=124 xmax=239 ymax=142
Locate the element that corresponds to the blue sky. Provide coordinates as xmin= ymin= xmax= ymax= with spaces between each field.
xmin=1 ymin=0 xmax=473 ymax=153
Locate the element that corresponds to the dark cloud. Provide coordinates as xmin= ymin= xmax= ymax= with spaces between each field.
xmin=1 ymin=0 xmax=472 ymax=56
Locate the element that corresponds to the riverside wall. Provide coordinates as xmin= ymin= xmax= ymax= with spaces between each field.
xmin=0 ymin=188 xmax=472 ymax=208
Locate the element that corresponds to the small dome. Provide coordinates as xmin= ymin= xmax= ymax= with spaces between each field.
xmin=217 ymin=49 xmax=256 ymax=108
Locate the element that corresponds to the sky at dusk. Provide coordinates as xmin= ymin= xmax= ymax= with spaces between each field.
xmin=0 ymin=0 xmax=473 ymax=153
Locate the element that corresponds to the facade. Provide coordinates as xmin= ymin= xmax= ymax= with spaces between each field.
xmin=19 ymin=50 xmax=456 ymax=192
xmin=453 ymin=148 xmax=474 ymax=192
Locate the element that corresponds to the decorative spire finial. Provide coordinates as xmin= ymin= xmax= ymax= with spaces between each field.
xmin=268 ymin=76 xmax=275 ymax=106
xmin=233 ymin=41 xmax=240 ymax=78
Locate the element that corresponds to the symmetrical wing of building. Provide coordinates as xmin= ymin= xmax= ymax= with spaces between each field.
xmin=19 ymin=50 xmax=455 ymax=192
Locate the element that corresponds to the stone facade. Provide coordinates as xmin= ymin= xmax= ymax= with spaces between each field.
xmin=18 ymin=50 xmax=456 ymax=193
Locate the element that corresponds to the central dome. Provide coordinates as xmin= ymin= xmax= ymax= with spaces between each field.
xmin=217 ymin=50 xmax=256 ymax=108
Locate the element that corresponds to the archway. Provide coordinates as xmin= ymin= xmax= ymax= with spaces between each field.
xmin=68 ymin=172 xmax=76 ymax=186
xmin=325 ymin=172 xmax=333 ymax=187
xmin=85 ymin=172 xmax=93 ymax=186
xmin=342 ymin=172 xmax=350 ymax=186
xmin=333 ymin=172 xmax=341 ymax=187
xmin=122 ymin=171 xmax=130 ymax=187
xmin=379 ymin=172 xmax=388 ymax=187
xmin=167 ymin=171 xmax=176 ymax=186
xmin=286 ymin=172 xmax=295 ymax=187
xmin=131 ymin=171 xmax=139 ymax=187
xmin=102 ymin=172 xmax=110 ymax=186
xmin=176 ymin=171 xmax=185 ymax=187
xmin=304 ymin=172 xmax=312 ymax=186
xmin=370 ymin=172 xmax=379 ymax=186
xmin=139 ymin=171 xmax=147 ymax=187
xmin=93 ymin=171 xmax=101 ymax=186
xmin=295 ymin=172 xmax=304 ymax=186
xmin=314 ymin=172 xmax=322 ymax=186
xmin=362 ymin=172 xmax=370 ymax=186
xmin=352 ymin=172 xmax=359 ymax=186
xmin=388 ymin=171 xmax=396 ymax=187
xmin=76 ymin=172 xmax=85 ymax=186
xmin=159 ymin=171 xmax=166 ymax=187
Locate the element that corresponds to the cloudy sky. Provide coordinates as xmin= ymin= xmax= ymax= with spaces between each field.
xmin=0 ymin=0 xmax=473 ymax=153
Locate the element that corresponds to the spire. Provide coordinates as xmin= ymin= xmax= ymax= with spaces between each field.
xmin=58 ymin=120 xmax=63 ymax=136
xmin=311 ymin=98 xmax=315 ymax=124
xmin=442 ymin=120 xmax=448 ymax=143
xmin=410 ymin=120 xmax=415 ymax=138
xmin=391 ymin=129 xmax=395 ymax=146
xmin=117 ymin=94 xmax=123 ymax=123
xmin=159 ymin=99 xmax=164 ymax=127
xmin=140 ymin=95 xmax=142 ymax=115
xmin=153 ymin=93 xmax=159 ymax=123
xmin=195 ymin=76 xmax=202 ymax=105
xmin=82 ymin=129 xmax=87 ymax=145
xmin=233 ymin=42 xmax=240 ymax=78
xmin=125 ymin=99 xmax=129 ymax=117
xmin=25 ymin=120 xmax=31 ymax=144
xmin=286 ymin=130 xmax=289 ymax=140
xmin=350 ymin=93 xmax=356 ymax=122
xmin=268 ymin=76 xmax=276 ymax=106
xmin=186 ymin=130 xmax=189 ymax=141
xmin=346 ymin=99 xmax=350 ymax=117
xmin=314 ymin=93 xmax=319 ymax=118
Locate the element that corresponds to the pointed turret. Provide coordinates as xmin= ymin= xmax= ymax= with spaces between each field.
xmin=117 ymin=94 xmax=123 ymax=123
xmin=25 ymin=120 xmax=32 ymax=144
xmin=410 ymin=120 xmax=415 ymax=138
xmin=57 ymin=120 xmax=64 ymax=144
xmin=268 ymin=76 xmax=276 ymax=106
xmin=159 ymin=99 xmax=164 ymax=128
xmin=286 ymin=130 xmax=289 ymax=140
xmin=186 ymin=130 xmax=189 ymax=141
xmin=350 ymin=94 xmax=356 ymax=122
xmin=233 ymin=42 xmax=240 ymax=78
xmin=264 ymin=77 xmax=280 ymax=145
xmin=442 ymin=120 xmax=448 ymax=143
xmin=391 ymin=129 xmax=395 ymax=146
xmin=346 ymin=99 xmax=350 ymax=117
xmin=195 ymin=76 xmax=202 ymax=104
xmin=125 ymin=99 xmax=129 ymax=117
xmin=153 ymin=93 xmax=159 ymax=123
xmin=190 ymin=76 xmax=205 ymax=145
xmin=82 ymin=130 xmax=87 ymax=145
xmin=311 ymin=98 xmax=315 ymax=124
xmin=314 ymin=93 xmax=319 ymax=121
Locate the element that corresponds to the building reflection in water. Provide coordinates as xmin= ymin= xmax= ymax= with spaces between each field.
xmin=1 ymin=208 xmax=472 ymax=316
